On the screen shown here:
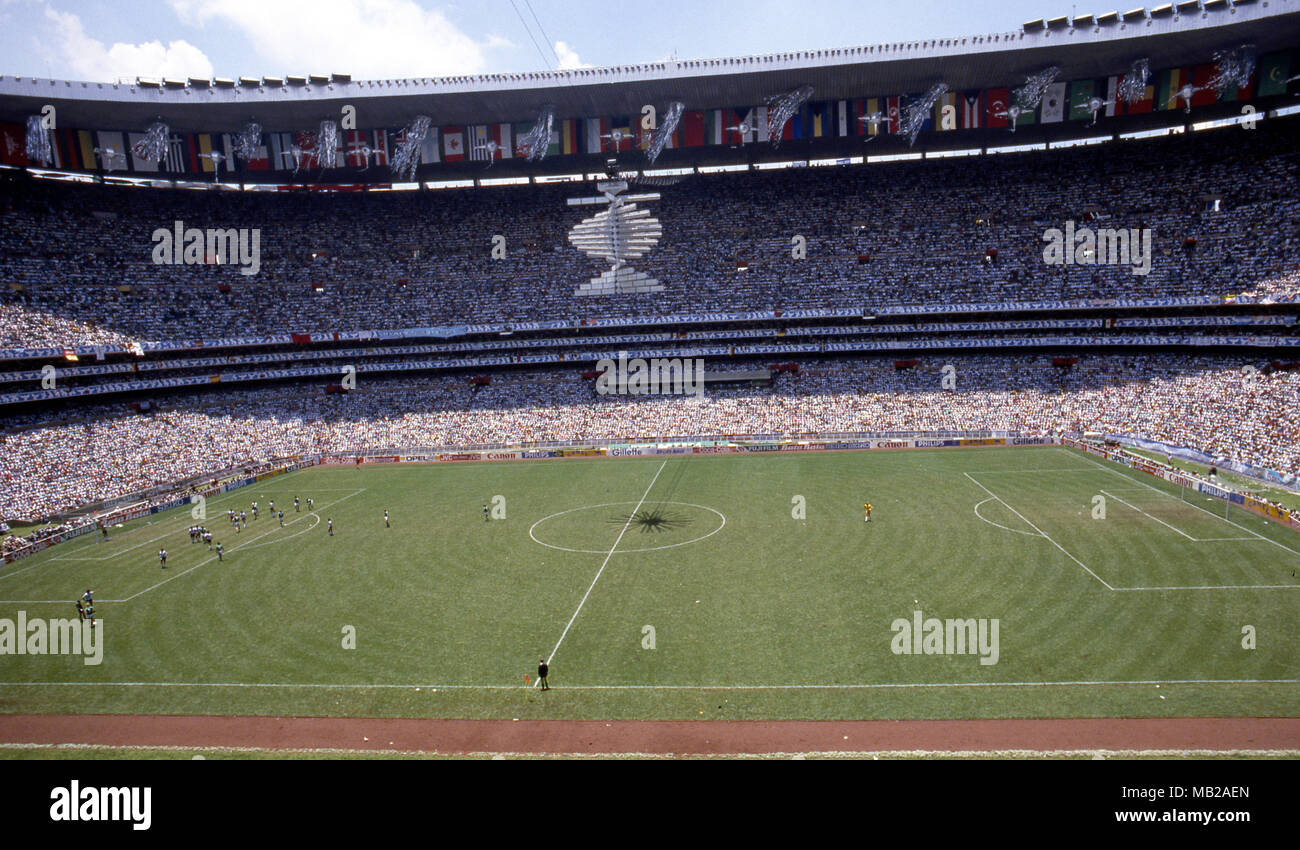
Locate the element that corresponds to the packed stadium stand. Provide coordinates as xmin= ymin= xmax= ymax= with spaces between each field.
xmin=1 ymin=124 xmax=1299 ymax=345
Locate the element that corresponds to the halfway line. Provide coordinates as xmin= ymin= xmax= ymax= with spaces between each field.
xmin=540 ymin=460 xmax=667 ymax=681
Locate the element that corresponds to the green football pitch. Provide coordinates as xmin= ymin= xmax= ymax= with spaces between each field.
xmin=2 ymin=446 xmax=1298 ymax=721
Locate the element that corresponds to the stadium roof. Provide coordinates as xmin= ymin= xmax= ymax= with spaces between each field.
xmin=2 ymin=2 xmax=1299 ymax=132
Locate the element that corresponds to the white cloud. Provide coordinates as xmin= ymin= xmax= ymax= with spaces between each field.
xmin=169 ymin=0 xmax=489 ymax=78
xmin=554 ymin=40 xmax=590 ymax=71
xmin=41 ymin=7 xmax=214 ymax=82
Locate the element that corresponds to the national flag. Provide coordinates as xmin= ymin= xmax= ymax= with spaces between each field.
xmin=1217 ymin=66 xmax=1255 ymax=103
xmin=1256 ymin=51 xmax=1290 ymax=96
xmin=243 ymin=133 xmax=271 ymax=171
xmin=1068 ymin=80 xmax=1095 ymax=120
xmin=1 ymin=122 xmax=30 ymax=166
xmin=95 ymin=131 xmax=126 ymax=169
xmin=1016 ymin=97 xmax=1037 ymax=127
xmin=53 ymin=129 xmax=83 ymax=169
xmin=584 ymin=117 xmax=605 ymax=154
xmin=1040 ymin=82 xmax=1067 ymax=122
xmin=809 ymin=102 xmax=832 ymax=138
xmin=886 ymin=96 xmax=903 ymax=133
xmin=268 ymin=132 xmax=291 ymax=170
xmin=164 ymin=134 xmax=189 ymax=173
xmin=752 ymin=105 xmax=769 ymax=142
xmin=294 ymin=131 xmax=318 ymax=169
xmin=1104 ymin=77 xmax=1124 ymax=117
xmin=836 ymin=100 xmax=851 ymax=136
xmin=0 ymin=122 xmax=29 ymax=166
xmin=933 ymin=91 xmax=957 ymax=130
xmin=1192 ymin=64 xmax=1219 ymax=107
xmin=1123 ymin=71 xmax=1156 ymax=114
xmin=368 ymin=130 xmax=388 ymax=167
xmin=345 ymin=130 xmax=369 ymax=167
xmin=442 ymin=126 xmax=465 ymax=161
xmin=723 ymin=108 xmax=748 ymax=144
xmin=682 ymin=110 xmax=705 ymax=147
xmin=1157 ymin=68 xmax=1187 ymax=110
xmin=705 ymin=109 xmax=724 ymax=145
xmin=196 ymin=134 xmax=228 ymax=173
xmin=607 ymin=116 xmax=632 ymax=151
xmin=861 ymin=98 xmax=883 ymax=135
xmin=961 ymin=92 xmax=983 ymax=129
xmin=984 ymin=88 xmax=1011 ymax=128
xmin=469 ymin=125 xmax=491 ymax=160
xmin=558 ymin=118 xmax=578 ymax=155
xmin=512 ymin=121 xmax=534 ymax=156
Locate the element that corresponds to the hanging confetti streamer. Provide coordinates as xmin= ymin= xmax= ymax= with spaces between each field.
xmin=765 ymin=85 xmax=814 ymax=148
xmin=232 ymin=120 xmax=263 ymax=164
xmin=901 ymin=83 xmax=948 ymax=146
xmin=390 ymin=115 xmax=431 ymax=179
xmin=1118 ymin=58 xmax=1152 ymax=106
xmin=131 ymin=121 xmax=169 ymax=167
xmin=25 ymin=115 xmax=53 ymax=166
xmin=1208 ymin=44 xmax=1257 ymax=99
xmin=516 ymin=105 xmax=556 ymax=162
xmin=644 ymin=101 xmax=684 ymax=165
xmin=317 ymin=120 xmax=340 ymax=169
xmin=1015 ymin=66 xmax=1060 ymax=110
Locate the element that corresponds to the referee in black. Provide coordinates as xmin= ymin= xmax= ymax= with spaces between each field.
xmin=537 ymin=657 xmax=550 ymax=690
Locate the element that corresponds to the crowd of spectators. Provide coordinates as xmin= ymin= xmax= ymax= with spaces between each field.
xmin=1 ymin=353 xmax=1295 ymax=519
xmin=1 ymin=123 xmax=1298 ymax=348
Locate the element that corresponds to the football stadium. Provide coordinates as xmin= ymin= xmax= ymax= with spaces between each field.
xmin=1 ymin=0 xmax=1299 ymax=767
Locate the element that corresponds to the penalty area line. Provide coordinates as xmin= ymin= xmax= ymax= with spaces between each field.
xmin=963 ymin=472 xmax=1114 ymax=590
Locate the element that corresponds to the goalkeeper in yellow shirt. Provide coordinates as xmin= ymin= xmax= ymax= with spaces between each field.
xmin=863 ymin=502 xmax=873 ymax=523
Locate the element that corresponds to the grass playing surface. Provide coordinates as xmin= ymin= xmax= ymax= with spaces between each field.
xmin=1 ymin=446 xmax=1297 ymax=721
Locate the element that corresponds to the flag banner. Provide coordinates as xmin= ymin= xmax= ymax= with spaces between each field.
xmin=442 ymin=126 xmax=465 ymax=161
xmin=886 ymin=96 xmax=902 ymax=133
xmin=682 ymin=111 xmax=705 ymax=146
xmin=1068 ymin=80 xmax=1095 ymax=120
xmin=1191 ymin=64 xmax=1219 ymax=107
xmin=164 ymin=134 xmax=191 ymax=173
xmin=1123 ymin=71 xmax=1156 ymax=113
xmin=419 ymin=126 xmax=440 ymax=164
xmin=494 ymin=123 xmax=513 ymax=158
xmin=961 ymin=92 xmax=982 ymax=129
xmin=723 ymin=108 xmax=747 ymax=144
xmin=1104 ymin=77 xmax=1123 ymax=117
xmin=345 ymin=130 xmax=368 ymax=167
xmin=836 ymin=100 xmax=850 ymax=136
xmin=1157 ymin=68 xmax=1187 ymax=110
xmin=370 ymin=129 xmax=388 ymax=166
xmin=559 ymin=118 xmax=578 ymax=155
xmin=984 ymin=88 xmax=1010 ymax=128
xmin=469 ymin=125 xmax=491 ymax=160
xmin=196 ymin=134 xmax=228 ymax=173
xmin=704 ymin=109 xmax=723 ymax=145
xmin=1040 ymin=82 xmax=1067 ymax=122
xmin=95 ymin=131 xmax=126 ymax=169
xmin=0 ymin=122 xmax=27 ymax=166
xmin=584 ymin=117 xmax=605 ymax=154
xmin=933 ymin=91 xmax=956 ymax=130
xmin=1256 ymin=51 xmax=1290 ymax=96
xmin=608 ymin=115 xmax=632 ymax=151
xmin=294 ymin=131 xmax=318 ymax=169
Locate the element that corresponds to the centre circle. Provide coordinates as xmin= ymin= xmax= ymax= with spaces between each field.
xmin=528 ymin=501 xmax=727 ymax=554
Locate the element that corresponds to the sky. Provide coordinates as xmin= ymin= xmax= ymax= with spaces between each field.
xmin=1 ymin=0 xmax=1080 ymax=82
